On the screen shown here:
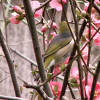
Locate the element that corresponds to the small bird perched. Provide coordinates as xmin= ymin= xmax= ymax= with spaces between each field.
xmin=44 ymin=21 xmax=74 ymax=70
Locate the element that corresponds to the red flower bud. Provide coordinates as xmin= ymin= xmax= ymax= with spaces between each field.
xmin=41 ymin=25 xmax=48 ymax=32
xmin=13 ymin=6 xmax=23 ymax=13
xmin=52 ymin=22 xmax=57 ymax=29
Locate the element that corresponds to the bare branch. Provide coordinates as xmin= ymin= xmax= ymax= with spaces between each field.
xmin=23 ymin=0 xmax=53 ymax=97
xmin=10 ymin=48 xmax=37 ymax=67
xmin=0 ymin=29 xmax=21 ymax=97
xmin=0 ymin=95 xmax=26 ymax=100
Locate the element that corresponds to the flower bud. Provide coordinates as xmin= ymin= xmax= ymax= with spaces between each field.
xmin=52 ymin=22 xmax=57 ymax=29
xmin=41 ymin=25 xmax=48 ymax=32
xmin=13 ymin=6 xmax=23 ymax=13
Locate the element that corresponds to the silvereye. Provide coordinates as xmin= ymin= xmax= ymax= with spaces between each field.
xmin=44 ymin=21 xmax=74 ymax=69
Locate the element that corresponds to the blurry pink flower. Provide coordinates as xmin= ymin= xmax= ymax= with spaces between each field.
xmin=62 ymin=0 xmax=67 ymax=4
xmin=45 ymin=32 xmax=56 ymax=44
xmin=53 ymin=66 xmax=60 ymax=76
xmin=95 ymin=0 xmax=100 ymax=4
xmin=41 ymin=25 xmax=48 ymax=32
xmin=84 ymin=2 xmax=89 ymax=12
xmin=93 ymin=19 xmax=100 ymax=27
xmin=70 ymin=66 xmax=79 ymax=80
xmin=13 ymin=5 xmax=23 ymax=14
xmin=10 ymin=15 xmax=20 ymax=24
xmin=84 ymin=0 xmax=100 ymax=12
xmin=82 ymin=46 xmax=88 ymax=64
xmin=93 ymin=33 xmax=100 ymax=46
xmin=84 ymin=27 xmax=100 ymax=46
xmin=50 ymin=81 xmax=62 ymax=100
xmin=64 ymin=57 xmax=69 ymax=65
xmin=52 ymin=22 xmax=57 ymax=29
xmin=30 ymin=1 xmax=43 ymax=18
xmin=94 ymin=83 xmax=100 ymax=100
xmin=51 ymin=32 xmax=56 ymax=38
xmin=82 ymin=78 xmax=100 ymax=100
xmin=49 ymin=0 xmax=67 ymax=11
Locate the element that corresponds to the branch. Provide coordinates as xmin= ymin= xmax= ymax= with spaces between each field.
xmin=24 ymin=82 xmax=53 ymax=100
xmin=67 ymin=82 xmax=76 ymax=99
xmin=23 ymin=0 xmax=53 ymax=97
xmin=79 ymin=0 xmax=95 ymax=39
xmin=10 ymin=48 xmax=37 ymax=67
xmin=89 ymin=61 xmax=100 ymax=100
xmin=0 ymin=29 xmax=21 ymax=97
xmin=0 ymin=95 xmax=25 ymax=100
xmin=35 ymin=0 xmax=51 ymax=11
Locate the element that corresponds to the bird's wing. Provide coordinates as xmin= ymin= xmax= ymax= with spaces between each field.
xmin=44 ymin=36 xmax=72 ymax=58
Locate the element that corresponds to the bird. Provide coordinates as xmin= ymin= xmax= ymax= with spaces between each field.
xmin=44 ymin=21 xmax=74 ymax=71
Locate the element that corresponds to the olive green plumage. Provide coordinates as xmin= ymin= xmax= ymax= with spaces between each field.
xmin=44 ymin=21 xmax=74 ymax=68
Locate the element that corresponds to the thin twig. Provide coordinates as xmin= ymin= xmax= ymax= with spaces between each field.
xmin=35 ymin=0 xmax=51 ymax=11
xmin=24 ymin=83 xmax=49 ymax=100
xmin=68 ymin=82 xmax=76 ymax=99
xmin=10 ymin=48 xmax=37 ymax=67
xmin=0 ymin=95 xmax=26 ymax=100
xmin=18 ymin=78 xmax=53 ymax=100
xmin=89 ymin=60 xmax=100 ymax=100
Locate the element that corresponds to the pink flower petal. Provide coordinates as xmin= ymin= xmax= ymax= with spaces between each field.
xmin=30 ymin=1 xmax=43 ymax=18
xmin=34 ymin=9 xmax=43 ymax=18
xmin=94 ymin=33 xmax=100 ymax=46
xmin=62 ymin=0 xmax=67 ymax=4
xmin=10 ymin=15 xmax=20 ymax=24
xmin=85 ymin=86 xmax=91 ymax=100
xmin=82 ymin=77 xmax=100 ymax=100
xmin=53 ymin=66 xmax=60 ymax=75
xmin=64 ymin=57 xmax=69 ymax=65
xmin=82 ymin=46 xmax=88 ymax=64
xmin=84 ymin=2 xmax=89 ymax=12
xmin=70 ymin=66 xmax=79 ymax=80
xmin=95 ymin=0 xmax=100 ymax=4
xmin=49 ymin=0 xmax=62 ymax=11
xmin=50 ymin=81 xmax=62 ymax=98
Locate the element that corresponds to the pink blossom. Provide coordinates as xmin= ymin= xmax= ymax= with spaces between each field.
xmin=70 ymin=66 xmax=79 ymax=80
xmin=93 ymin=19 xmax=100 ymax=27
xmin=50 ymin=81 xmax=62 ymax=100
xmin=53 ymin=66 xmax=60 ymax=76
xmin=45 ymin=32 xmax=57 ymax=44
xmin=64 ymin=57 xmax=69 ymax=65
xmin=62 ymin=0 xmax=67 ymax=4
xmin=84 ymin=2 xmax=89 ymax=12
xmin=50 ymin=32 xmax=56 ymax=38
xmin=52 ymin=22 xmax=57 ymax=29
xmin=93 ymin=33 xmax=100 ymax=46
xmin=49 ymin=0 xmax=67 ymax=11
xmin=41 ymin=25 xmax=48 ymax=32
xmin=30 ymin=1 xmax=43 ymax=18
xmin=84 ymin=27 xmax=100 ymax=46
xmin=95 ymin=0 xmax=100 ymax=4
xmin=82 ymin=46 xmax=88 ymax=64
xmin=10 ymin=15 xmax=20 ymax=24
xmin=82 ymin=78 xmax=100 ymax=100
xmin=84 ymin=0 xmax=100 ymax=12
